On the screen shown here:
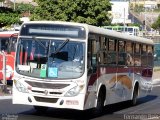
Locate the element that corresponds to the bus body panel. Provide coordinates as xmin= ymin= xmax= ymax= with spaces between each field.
xmin=84 ymin=66 xmax=153 ymax=109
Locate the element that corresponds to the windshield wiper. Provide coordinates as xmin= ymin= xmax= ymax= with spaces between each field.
xmin=32 ymin=36 xmax=48 ymax=50
xmin=54 ymin=38 xmax=70 ymax=54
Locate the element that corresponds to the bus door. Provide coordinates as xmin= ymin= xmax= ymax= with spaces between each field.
xmin=87 ymin=35 xmax=99 ymax=93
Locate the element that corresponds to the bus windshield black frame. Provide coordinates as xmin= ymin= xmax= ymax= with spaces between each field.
xmin=20 ymin=24 xmax=86 ymax=39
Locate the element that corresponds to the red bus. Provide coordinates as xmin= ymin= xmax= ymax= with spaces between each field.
xmin=0 ymin=31 xmax=18 ymax=84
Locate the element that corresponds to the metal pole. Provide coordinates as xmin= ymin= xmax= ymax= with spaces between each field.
xmin=2 ymin=51 xmax=6 ymax=85
xmin=14 ymin=0 xmax=16 ymax=11
xmin=144 ymin=7 xmax=146 ymax=36
xmin=124 ymin=8 xmax=126 ymax=32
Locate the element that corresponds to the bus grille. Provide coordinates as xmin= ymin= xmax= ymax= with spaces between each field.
xmin=32 ymin=90 xmax=62 ymax=95
xmin=34 ymin=96 xmax=58 ymax=103
xmin=25 ymin=81 xmax=69 ymax=89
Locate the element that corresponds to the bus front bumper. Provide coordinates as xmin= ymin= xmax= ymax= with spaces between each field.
xmin=12 ymin=89 xmax=85 ymax=110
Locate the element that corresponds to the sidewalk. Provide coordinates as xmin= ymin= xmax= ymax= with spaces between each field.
xmin=0 ymin=84 xmax=12 ymax=100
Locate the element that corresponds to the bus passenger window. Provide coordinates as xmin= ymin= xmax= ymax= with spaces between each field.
xmin=142 ymin=45 xmax=147 ymax=55
xmin=118 ymin=41 xmax=125 ymax=52
xmin=135 ymin=43 xmax=140 ymax=54
xmin=98 ymin=37 xmax=106 ymax=64
xmin=141 ymin=45 xmax=147 ymax=66
xmin=148 ymin=46 xmax=153 ymax=55
xmin=107 ymin=39 xmax=117 ymax=65
xmin=126 ymin=53 xmax=134 ymax=66
xmin=148 ymin=45 xmax=153 ymax=67
xmin=99 ymin=37 xmax=105 ymax=50
xmin=126 ymin=42 xmax=134 ymax=66
xmin=11 ymin=38 xmax=17 ymax=51
xmin=126 ymin=42 xmax=132 ymax=53
xmin=134 ymin=44 xmax=141 ymax=66
xmin=118 ymin=41 xmax=125 ymax=65
xmin=1 ymin=39 xmax=8 ymax=51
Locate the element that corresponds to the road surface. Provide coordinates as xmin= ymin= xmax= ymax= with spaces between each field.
xmin=0 ymin=85 xmax=160 ymax=120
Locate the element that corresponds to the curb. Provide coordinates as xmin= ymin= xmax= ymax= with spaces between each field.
xmin=0 ymin=95 xmax=12 ymax=100
xmin=152 ymin=79 xmax=160 ymax=85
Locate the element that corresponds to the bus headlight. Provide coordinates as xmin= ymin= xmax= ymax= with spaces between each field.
xmin=64 ymin=86 xmax=80 ymax=97
xmin=14 ymin=80 xmax=28 ymax=93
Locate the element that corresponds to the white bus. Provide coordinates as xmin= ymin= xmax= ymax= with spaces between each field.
xmin=12 ymin=21 xmax=154 ymax=114
xmin=103 ymin=26 xmax=140 ymax=36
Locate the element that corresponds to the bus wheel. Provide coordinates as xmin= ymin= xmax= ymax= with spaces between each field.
xmin=131 ymin=84 xmax=138 ymax=106
xmin=93 ymin=89 xmax=105 ymax=116
xmin=34 ymin=106 xmax=48 ymax=113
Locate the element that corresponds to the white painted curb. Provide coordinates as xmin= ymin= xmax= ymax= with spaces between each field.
xmin=0 ymin=96 xmax=12 ymax=100
xmin=152 ymin=79 xmax=160 ymax=85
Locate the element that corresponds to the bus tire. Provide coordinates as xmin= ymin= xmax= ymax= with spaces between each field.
xmin=34 ymin=106 xmax=48 ymax=113
xmin=93 ymin=87 xmax=105 ymax=116
xmin=131 ymin=83 xmax=139 ymax=106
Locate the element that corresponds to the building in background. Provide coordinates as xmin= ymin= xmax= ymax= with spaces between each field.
xmin=110 ymin=1 xmax=131 ymax=24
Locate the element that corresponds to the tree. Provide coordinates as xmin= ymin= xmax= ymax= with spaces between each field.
xmin=15 ymin=3 xmax=35 ymax=15
xmin=0 ymin=7 xmax=20 ymax=27
xmin=31 ymin=0 xmax=112 ymax=26
xmin=152 ymin=15 xmax=160 ymax=33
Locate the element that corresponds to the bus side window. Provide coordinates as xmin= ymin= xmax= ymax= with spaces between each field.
xmin=134 ymin=43 xmax=141 ymax=66
xmin=1 ymin=39 xmax=8 ymax=51
xmin=98 ymin=36 xmax=105 ymax=64
xmin=11 ymin=37 xmax=17 ymax=52
xmin=141 ymin=44 xmax=147 ymax=66
xmin=148 ymin=45 xmax=153 ymax=67
xmin=107 ymin=39 xmax=117 ymax=65
xmin=118 ymin=40 xmax=126 ymax=65
xmin=126 ymin=41 xmax=134 ymax=66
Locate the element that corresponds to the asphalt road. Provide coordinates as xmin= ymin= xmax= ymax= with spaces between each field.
xmin=0 ymin=85 xmax=160 ymax=120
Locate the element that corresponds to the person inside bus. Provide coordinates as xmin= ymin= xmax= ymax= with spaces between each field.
xmin=126 ymin=53 xmax=134 ymax=66
xmin=134 ymin=58 xmax=141 ymax=66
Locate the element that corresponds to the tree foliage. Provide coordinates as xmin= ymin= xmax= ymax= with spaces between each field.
xmin=0 ymin=3 xmax=35 ymax=27
xmin=0 ymin=7 xmax=20 ymax=27
xmin=152 ymin=15 xmax=160 ymax=32
xmin=31 ymin=0 xmax=112 ymax=26
xmin=15 ymin=3 xmax=35 ymax=15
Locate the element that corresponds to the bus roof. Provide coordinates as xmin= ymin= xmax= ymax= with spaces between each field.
xmin=88 ymin=25 xmax=153 ymax=45
xmin=0 ymin=31 xmax=19 ymax=37
xmin=21 ymin=21 xmax=154 ymax=45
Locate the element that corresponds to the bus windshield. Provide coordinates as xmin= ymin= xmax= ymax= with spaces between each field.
xmin=0 ymin=37 xmax=17 ymax=52
xmin=15 ymin=38 xmax=85 ymax=79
